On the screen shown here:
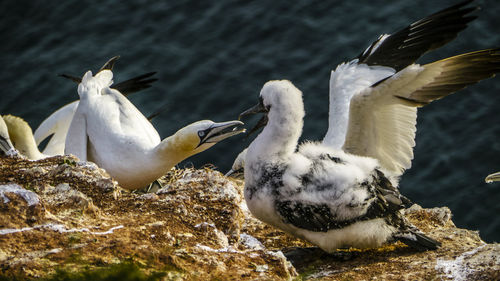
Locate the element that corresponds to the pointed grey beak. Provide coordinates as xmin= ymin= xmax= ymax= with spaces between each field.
xmin=238 ymin=100 xmax=267 ymax=120
xmin=199 ymin=120 xmax=246 ymax=146
xmin=485 ymin=172 xmax=500 ymax=183
xmin=0 ymin=135 xmax=13 ymax=154
xmin=0 ymin=135 xmax=18 ymax=157
xmin=225 ymin=169 xmax=236 ymax=177
xmin=225 ymin=168 xmax=244 ymax=178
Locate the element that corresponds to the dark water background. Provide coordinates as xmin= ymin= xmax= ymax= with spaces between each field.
xmin=1 ymin=0 xmax=499 ymax=242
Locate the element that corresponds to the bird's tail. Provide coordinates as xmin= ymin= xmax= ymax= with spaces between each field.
xmin=394 ymin=229 xmax=441 ymax=251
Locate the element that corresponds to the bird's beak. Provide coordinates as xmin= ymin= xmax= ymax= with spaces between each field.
xmin=238 ymin=99 xmax=267 ymax=120
xmin=485 ymin=172 xmax=500 ymax=183
xmin=225 ymin=169 xmax=236 ymax=177
xmin=0 ymin=135 xmax=18 ymax=157
xmin=225 ymin=168 xmax=244 ymax=178
xmin=198 ymin=120 xmax=246 ymax=146
xmin=0 ymin=136 xmax=13 ymax=155
xmin=99 ymin=55 xmax=120 ymax=71
xmin=239 ymin=99 xmax=269 ymax=138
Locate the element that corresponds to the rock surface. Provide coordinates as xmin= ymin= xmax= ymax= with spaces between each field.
xmin=0 ymin=155 xmax=498 ymax=280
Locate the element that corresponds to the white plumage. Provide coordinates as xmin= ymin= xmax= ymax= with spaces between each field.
xmin=242 ymin=43 xmax=500 ymax=251
xmin=34 ymin=56 xmax=156 ymax=157
xmin=65 ymin=70 xmax=245 ymax=190
xmin=33 ymin=101 xmax=78 ymax=156
xmin=243 ymin=80 xmax=437 ymax=252
xmin=232 ymin=0 xmax=480 ymax=181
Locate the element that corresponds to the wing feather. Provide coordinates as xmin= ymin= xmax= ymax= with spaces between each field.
xmin=358 ymin=0 xmax=477 ymax=71
xmin=326 ymin=1 xmax=476 ymax=148
xmin=344 ymin=49 xmax=500 ymax=176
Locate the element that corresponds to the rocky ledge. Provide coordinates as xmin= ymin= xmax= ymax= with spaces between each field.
xmin=0 ymin=155 xmax=498 ymax=280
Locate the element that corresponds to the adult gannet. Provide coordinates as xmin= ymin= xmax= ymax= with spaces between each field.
xmin=229 ymin=0 xmax=478 ymax=177
xmin=485 ymin=172 xmax=500 ymax=183
xmin=241 ymin=46 xmax=500 ymax=251
xmin=0 ymin=116 xmax=17 ymax=156
xmin=2 ymin=115 xmax=47 ymax=160
xmin=65 ymin=70 xmax=245 ymax=190
xmin=34 ymin=57 xmax=157 ymax=156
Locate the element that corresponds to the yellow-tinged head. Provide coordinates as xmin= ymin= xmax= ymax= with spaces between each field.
xmin=158 ymin=120 xmax=246 ymax=166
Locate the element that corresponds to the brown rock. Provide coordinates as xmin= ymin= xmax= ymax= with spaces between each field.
xmin=0 ymin=155 xmax=498 ymax=280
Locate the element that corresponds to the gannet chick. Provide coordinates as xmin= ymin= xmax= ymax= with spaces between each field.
xmin=485 ymin=172 xmax=500 ymax=183
xmin=2 ymin=115 xmax=46 ymax=160
xmin=230 ymin=0 xmax=478 ymax=178
xmin=241 ymin=80 xmax=439 ymax=252
xmin=65 ymin=70 xmax=245 ymax=190
xmin=243 ymin=47 xmax=500 ymax=251
xmin=0 ymin=116 xmax=17 ymax=156
xmin=34 ymin=57 xmax=157 ymax=156
xmin=225 ymin=148 xmax=247 ymax=178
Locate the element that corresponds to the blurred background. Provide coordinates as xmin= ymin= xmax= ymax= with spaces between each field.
xmin=0 ymin=0 xmax=498 ymax=242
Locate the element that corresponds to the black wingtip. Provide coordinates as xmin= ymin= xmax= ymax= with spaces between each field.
xmin=396 ymin=231 xmax=441 ymax=251
xmin=99 ymin=55 xmax=121 ymax=71
xmin=357 ymin=0 xmax=479 ymax=71
xmin=58 ymin=73 xmax=82 ymax=83
xmin=112 ymin=71 xmax=158 ymax=96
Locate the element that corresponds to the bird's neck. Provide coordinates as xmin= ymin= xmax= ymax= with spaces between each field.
xmin=153 ymin=136 xmax=190 ymax=172
xmin=248 ymin=106 xmax=304 ymax=164
xmin=10 ymin=129 xmax=44 ymax=160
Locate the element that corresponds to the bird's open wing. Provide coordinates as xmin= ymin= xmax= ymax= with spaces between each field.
xmin=112 ymin=72 xmax=157 ymax=95
xmin=357 ymin=0 xmax=477 ymax=71
xmin=325 ymin=0 xmax=477 ymax=148
xmin=34 ymin=101 xmax=78 ymax=155
xmin=343 ymin=49 xmax=500 ymax=176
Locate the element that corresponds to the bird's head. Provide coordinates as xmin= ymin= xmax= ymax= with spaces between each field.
xmin=239 ymin=80 xmax=303 ymax=137
xmin=166 ymin=120 xmax=246 ymax=157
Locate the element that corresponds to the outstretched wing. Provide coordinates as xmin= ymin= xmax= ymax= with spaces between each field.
xmin=112 ymin=72 xmax=157 ymax=95
xmin=325 ymin=0 xmax=477 ymax=148
xmin=357 ymin=0 xmax=477 ymax=71
xmin=343 ymin=49 xmax=500 ymax=176
xmin=34 ymin=101 xmax=78 ymax=155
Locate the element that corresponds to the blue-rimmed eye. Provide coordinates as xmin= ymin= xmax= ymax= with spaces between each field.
xmin=198 ymin=131 xmax=205 ymax=137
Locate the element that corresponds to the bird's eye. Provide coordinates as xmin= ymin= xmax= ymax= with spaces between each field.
xmin=198 ymin=131 xmax=205 ymax=137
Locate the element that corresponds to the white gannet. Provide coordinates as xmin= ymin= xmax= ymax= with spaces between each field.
xmin=65 ymin=70 xmax=245 ymax=190
xmin=229 ymin=0 xmax=478 ymax=177
xmin=0 ymin=116 xmax=17 ymax=156
xmin=2 ymin=115 xmax=47 ymax=160
xmin=242 ymin=46 xmax=500 ymax=251
xmin=485 ymin=172 xmax=500 ymax=183
xmin=34 ymin=57 xmax=157 ymax=156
